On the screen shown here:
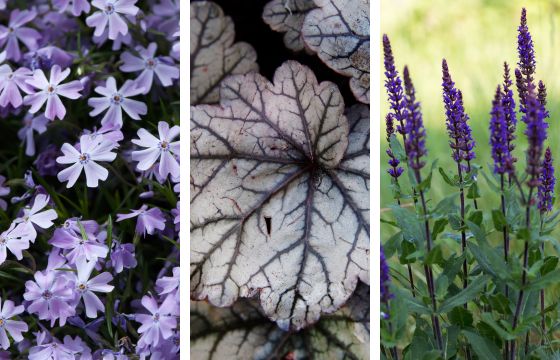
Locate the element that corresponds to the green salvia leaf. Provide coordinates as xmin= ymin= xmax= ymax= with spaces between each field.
xmin=438 ymin=275 xmax=490 ymax=314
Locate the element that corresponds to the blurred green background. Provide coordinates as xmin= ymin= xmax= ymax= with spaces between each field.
xmin=381 ymin=0 xmax=560 ymax=220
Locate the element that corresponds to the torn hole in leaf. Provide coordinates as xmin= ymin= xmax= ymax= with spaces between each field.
xmin=264 ymin=216 xmax=272 ymax=236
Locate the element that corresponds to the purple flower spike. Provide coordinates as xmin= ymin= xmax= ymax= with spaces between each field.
xmin=0 ymin=298 xmax=28 ymax=350
xmin=403 ymin=66 xmax=427 ymax=170
xmin=538 ymin=147 xmax=555 ymax=213
xmin=523 ymin=84 xmax=548 ymax=188
xmin=0 ymin=9 xmax=41 ymax=61
xmin=120 ymin=43 xmax=179 ymax=94
xmin=88 ymin=77 xmax=147 ymax=127
xmin=24 ymin=65 xmax=83 ymax=121
xmin=86 ymin=0 xmax=140 ymax=40
xmin=116 ymin=205 xmax=166 ymax=236
xmin=131 ymin=121 xmax=180 ymax=180
xmin=385 ymin=114 xmax=403 ymax=179
xmin=518 ymin=8 xmax=536 ymax=81
xmin=538 ymin=80 xmax=549 ymax=118
xmin=442 ymin=59 xmax=476 ymax=164
xmin=382 ymin=34 xmax=407 ymax=136
xmin=489 ymin=85 xmax=513 ymax=175
xmin=502 ymin=63 xmax=517 ymax=164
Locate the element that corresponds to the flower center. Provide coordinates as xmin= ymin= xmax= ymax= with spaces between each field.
xmin=111 ymin=93 xmax=123 ymax=104
xmin=47 ymin=85 xmax=55 ymax=94
xmin=78 ymin=283 xmax=87 ymax=292
xmin=159 ymin=141 xmax=169 ymax=151
xmin=145 ymin=58 xmax=157 ymax=69
xmin=0 ymin=318 xmax=4 ymax=327
xmin=42 ymin=290 xmax=53 ymax=300
xmin=153 ymin=313 xmax=160 ymax=322
xmin=104 ymin=4 xmax=115 ymax=14
xmin=7 ymin=73 xmax=13 ymax=80
xmin=8 ymin=27 xmax=13 ymax=33
xmin=79 ymin=153 xmax=90 ymax=164
xmin=0 ymin=237 xmax=5 ymax=245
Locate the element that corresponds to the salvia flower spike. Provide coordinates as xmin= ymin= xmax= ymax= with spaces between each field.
xmin=385 ymin=114 xmax=403 ymax=179
xmin=383 ymin=34 xmax=408 ymax=138
xmin=489 ymin=85 xmax=512 ymax=175
xmin=523 ymin=83 xmax=548 ymax=188
xmin=538 ymin=147 xmax=555 ymax=213
xmin=403 ymin=65 xmax=427 ymax=171
xmin=502 ymin=62 xmax=517 ymax=161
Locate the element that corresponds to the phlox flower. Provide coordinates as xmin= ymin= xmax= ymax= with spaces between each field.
xmin=85 ymin=122 xmax=124 ymax=146
xmin=86 ymin=0 xmax=140 ymax=40
xmin=110 ymin=241 xmax=136 ymax=273
xmin=18 ymin=114 xmax=48 ymax=156
xmin=56 ymin=134 xmax=117 ymax=188
xmin=29 ymin=333 xmax=91 ymax=360
xmin=72 ymin=258 xmax=114 ymax=318
xmin=156 ymin=267 xmax=179 ymax=300
xmin=24 ymin=270 xmax=75 ymax=326
xmin=132 ymin=121 xmax=179 ymax=179
xmin=116 ymin=205 xmax=166 ymax=236
xmin=0 ymin=1 xmax=5 ymax=10
xmin=49 ymin=227 xmax=109 ymax=263
xmin=0 ymin=223 xmax=33 ymax=265
xmin=0 ymin=10 xmax=41 ymax=61
xmin=0 ymin=298 xmax=27 ymax=350
xmin=0 ymin=65 xmax=33 ymax=108
xmin=24 ymin=46 xmax=74 ymax=72
xmin=0 ymin=176 xmax=9 ymax=211
xmin=24 ymin=65 xmax=83 ymax=120
xmin=120 ymin=43 xmax=179 ymax=94
xmin=136 ymin=295 xmax=177 ymax=348
xmin=14 ymin=193 xmax=58 ymax=241
xmin=53 ymin=0 xmax=91 ymax=16
xmin=35 ymin=145 xmax=61 ymax=177
xmin=88 ymin=77 xmax=147 ymax=126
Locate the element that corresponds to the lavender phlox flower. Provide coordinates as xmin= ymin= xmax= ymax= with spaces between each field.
xmin=0 ymin=298 xmax=28 ymax=350
xmin=84 ymin=122 xmax=125 ymax=145
xmin=156 ymin=267 xmax=179 ymax=301
xmin=489 ymin=85 xmax=513 ymax=175
xmin=523 ymin=83 xmax=548 ymax=188
xmin=110 ymin=241 xmax=137 ymax=273
xmin=63 ymin=218 xmax=99 ymax=235
xmin=172 ymin=201 xmax=179 ymax=232
xmin=538 ymin=147 xmax=555 ymax=213
xmin=61 ymin=335 xmax=93 ymax=360
xmin=18 ymin=114 xmax=48 ymax=157
xmin=120 ymin=43 xmax=179 ymax=94
xmin=28 ymin=333 xmax=74 ymax=360
xmin=117 ymin=205 xmax=166 ymax=236
xmin=0 ymin=1 xmax=5 ymax=10
xmin=0 ymin=223 xmax=32 ymax=265
xmin=0 ymin=176 xmax=9 ymax=211
xmin=151 ymin=0 xmax=179 ymax=35
xmin=0 ymin=9 xmax=41 ymax=61
xmin=86 ymin=0 xmax=140 ymax=40
xmin=24 ymin=65 xmax=83 ymax=120
xmin=24 ymin=270 xmax=75 ymax=326
xmin=35 ymin=144 xmax=61 ymax=177
xmin=88 ymin=77 xmax=147 ymax=126
xmin=49 ymin=226 xmax=108 ymax=264
xmin=53 ymin=0 xmax=91 ymax=16
xmin=442 ymin=59 xmax=476 ymax=164
xmin=56 ymin=134 xmax=117 ymax=188
xmin=132 ymin=121 xmax=180 ymax=179
xmin=93 ymin=27 xmax=133 ymax=51
xmin=135 ymin=295 xmax=178 ymax=348
xmin=382 ymin=34 xmax=407 ymax=136
xmin=24 ymin=46 xmax=74 ymax=72
xmin=13 ymin=193 xmax=57 ymax=242
xmin=0 ymin=65 xmax=33 ymax=108
xmin=403 ymin=65 xmax=427 ymax=170
xmin=72 ymin=257 xmax=114 ymax=318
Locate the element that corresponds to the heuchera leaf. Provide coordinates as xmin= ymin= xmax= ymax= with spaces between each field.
xmin=190 ymin=1 xmax=259 ymax=105
xmin=190 ymin=60 xmax=369 ymax=330
xmin=190 ymin=284 xmax=370 ymax=359
xmin=301 ymin=0 xmax=370 ymax=103
xmin=262 ymin=0 xmax=317 ymax=52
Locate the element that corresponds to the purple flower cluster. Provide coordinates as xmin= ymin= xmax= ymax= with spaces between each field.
xmin=442 ymin=59 xmax=476 ymax=165
xmin=383 ymin=34 xmax=407 ymax=137
xmin=0 ymin=1 xmax=180 ymax=358
xmin=403 ymin=66 xmax=427 ymax=170
xmin=523 ymin=84 xmax=548 ymax=188
xmin=489 ymin=86 xmax=513 ymax=175
xmin=538 ymin=147 xmax=555 ymax=213
xmin=385 ymin=114 xmax=403 ymax=179
xmin=502 ymin=63 xmax=517 ymax=166
xmin=516 ymin=7 xmax=536 ymax=113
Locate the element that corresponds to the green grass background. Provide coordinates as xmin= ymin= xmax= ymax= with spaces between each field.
xmin=381 ymin=0 xmax=560 ymax=222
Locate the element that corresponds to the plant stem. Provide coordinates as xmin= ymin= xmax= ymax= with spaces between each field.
xmin=500 ymin=174 xmax=510 ymax=298
xmin=395 ymin=196 xmax=416 ymax=298
xmin=415 ymin=169 xmax=443 ymax=351
xmin=457 ymin=163 xmax=468 ymax=291
xmin=510 ymin=187 xmax=534 ymax=360
xmin=539 ymin=216 xmax=545 ymax=346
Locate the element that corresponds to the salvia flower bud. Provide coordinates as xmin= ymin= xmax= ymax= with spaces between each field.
xmin=385 ymin=114 xmax=403 ymax=179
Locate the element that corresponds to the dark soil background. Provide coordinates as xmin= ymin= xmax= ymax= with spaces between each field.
xmin=192 ymin=0 xmax=356 ymax=106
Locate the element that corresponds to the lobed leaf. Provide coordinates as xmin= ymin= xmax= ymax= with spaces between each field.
xmin=190 ymin=61 xmax=369 ymax=330
xmin=263 ymin=0 xmax=317 ymax=52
